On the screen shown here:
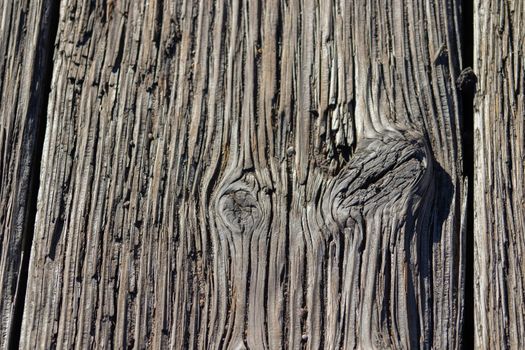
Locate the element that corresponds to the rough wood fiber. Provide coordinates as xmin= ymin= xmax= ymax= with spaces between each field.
xmin=0 ymin=0 xmax=57 ymax=347
xmin=20 ymin=0 xmax=466 ymax=348
xmin=474 ymin=1 xmax=525 ymax=348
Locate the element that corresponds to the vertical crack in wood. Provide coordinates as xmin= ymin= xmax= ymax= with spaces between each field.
xmin=5 ymin=0 xmax=60 ymax=348
xmin=459 ymin=0 xmax=476 ymax=347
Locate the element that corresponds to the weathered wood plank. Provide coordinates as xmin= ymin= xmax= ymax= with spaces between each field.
xmin=474 ymin=1 xmax=525 ymax=348
xmin=0 ymin=0 xmax=58 ymax=347
xmin=20 ymin=0 xmax=466 ymax=348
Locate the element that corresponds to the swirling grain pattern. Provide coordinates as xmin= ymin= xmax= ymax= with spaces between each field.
xmin=0 ymin=0 xmax=467 ymax=348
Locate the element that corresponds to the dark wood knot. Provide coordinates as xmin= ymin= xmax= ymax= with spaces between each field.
xmin=216 ymin=172 xmax=266 ymax=235
xmin=328 ymin=132 xmax=433 ymax=232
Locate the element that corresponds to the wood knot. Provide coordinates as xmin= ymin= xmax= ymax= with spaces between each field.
xmin=328 ymin=133 xmax=433 ymax=231
xmin=216 ymin=173 xmax=266 ymax=235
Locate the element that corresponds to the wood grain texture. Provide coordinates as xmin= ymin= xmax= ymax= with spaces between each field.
xmin=474 ymin=0 xmax=525 ymax=348
xmin=19 ymin=0 xmax=466 ymax=348
xmin=0 ymin=0 xmax=57 ymax=347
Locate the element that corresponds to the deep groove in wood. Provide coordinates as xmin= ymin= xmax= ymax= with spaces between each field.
xmin=6 ymin=0 xmax=61 ymax=348
xmin=459 ymin=0 xmax=475 ymax=346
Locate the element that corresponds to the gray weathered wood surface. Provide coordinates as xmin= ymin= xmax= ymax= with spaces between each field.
xmin=474 ymin=0 xmax=525 ymax=348
xmin=14 ymin=0 xmax=467 ymax=348
xmin=0 ymin=0 xmax=57 ymax=347
xmin=11 ymin=0 xmax=525 ymax=348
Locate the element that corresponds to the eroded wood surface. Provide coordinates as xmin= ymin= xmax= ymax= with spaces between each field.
xmin=0 ymin=0 xmax=57 ymax=347
xmin=474 ymin=0 xmax=525 ymax=348
xmin=0 ymin=0 xmax=467 ymax=348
